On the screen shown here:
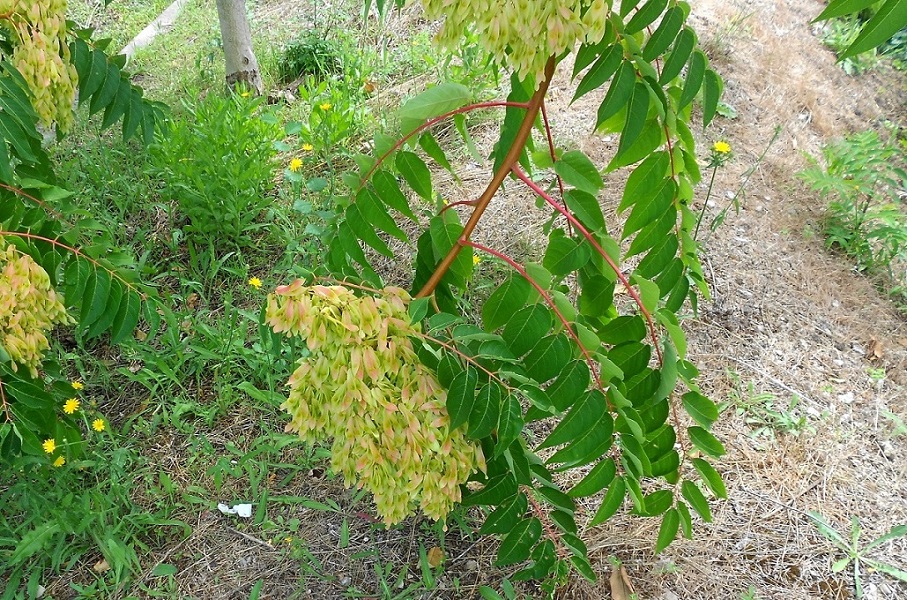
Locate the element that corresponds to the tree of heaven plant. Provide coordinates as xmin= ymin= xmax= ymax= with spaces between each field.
xmin=268 ymin=0 xmax=731 ymax=592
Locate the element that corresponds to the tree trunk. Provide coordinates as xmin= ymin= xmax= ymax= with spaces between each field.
xmin=215 ymin=0 xmax=263 ymax=95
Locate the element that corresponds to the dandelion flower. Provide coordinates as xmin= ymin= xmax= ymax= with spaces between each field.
xmin=71 ymin=381 xmax=84 ymax=390
xmin=92 ymin=419 xmax=106 ymax=432
xmin=63 ymin=398 xmax=80 ymax=414
xmin=289 ymin=158 xmax=303 ymax=172
xmin=473 ymin=255 xmax=482 ymax=266
xmin=301 ymin=143 xmax=314 ymax=152
xmin=319 ymin=102 xmax=332 ymax=111
xmin=713 ymin=140 xmax=731 ymax=154
xmin=42 ymin=438 xmax=56 ymax=453
xmin=53 ymin=456 xmax=65 ymax=467
xmin=248 ymin=277 xmax=263 ymax=289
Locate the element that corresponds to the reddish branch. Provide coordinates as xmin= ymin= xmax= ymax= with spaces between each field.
xmin=0 ymin=231 xmax=148 ymax=301
xmin=416 ymin=57 xmax=557 ymax=299
xmin=510 ymin=166 xmax=664 ymax=366
xmin=467 ymin=241 xmax=609 ymax=404
xmin=1 ymin=183 xmax=67 ymax=221
xmin=357 ymin=100 xmax=531 ymax=191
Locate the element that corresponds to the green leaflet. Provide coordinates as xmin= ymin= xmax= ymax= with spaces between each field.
xmin=502 ymin=304 xmax=553 ymax=357
xmin=418 ymin=131 xmax=453 ymax=172
xmin=682 ymin=391 xmax=719 ymax=428
xmin=395 ymin=151 xmax=433 ymax=200
xmin=624 ymin=0 xmax=669 ymax=34
xmin=546 ymin=412 xmax=613 ymax=469
xmin=523 ymin=334 xmax=573 ymax=384
xmin=596 ymin=61 xmax=636 ymax=129
xmin=622 ymin=178 xmax=676 ymax=240
xmin=483 ymin=275 xmax=532 ymax=331
xmin=495 ymin=394 xmax=523 ymax=459
xmin=80 ymin=268 xmax=111 ymax=330
xmin=681 ymin=480 xmax=712 ymax=522
xmin=643 ymin=6 xmax=685 ymax=62
xmin=692 ymin=458 xmax=727 ymax=499
xmin=469 ymin=383 xmax=502 ymax=440
xmin=659 ymin=27 xmax=696 ymax=84
xmin=620 ymin=151 xmax=670 ymax=213
xmin=496 ymin=518 xmax=542 ymax=566
xmin=543 ymin=230 xmax=592 ymax=278
xmin=589 ymin=476 xmax=626 ymax=526
xmin=356 ymin=188 xmax=407 ymax=242
xmin=397 ymin=82 xmax=472 ymax=136
xmin=463 ymin=474 xmax=518 ymax=507
xmin=616 ymin=82 xmax=652 ymax=158
xmin=554 ymin=151 xmax=605 ymax=194
xmin=678 ymin=50 xmax=707 ymax=110
xmin=446 ymin=367 xmax=478 ymax=430
xmin=573 ymin=44 xmax=623 ymax=103
xmin=687 ymin=426 xmax=726 ymax=458
xmin=599 ymin=315 xmax=647 ymax=345
xmin=655 ymin=508 xmax=680 ymax=553
xmin=480 ymin=493 xmax=528 ymax=534
xmin=371 ymin=170 xmax=417 ymax=221
xmin=546 ymin=360 xmax=590 ymax=412
xmin=568 ymin=458 xmax=617 ymax=497
xmin=702 ymin=69 xmax=723 ymax=127
xmin=564 ymin=190 xmax=607 ymax=233
xmin=815 ymin=0 xmax=879 ymax=20
xmin=538 ymin=389 xmax=607 ymax=450
xmin=837 ymin=0 xmax=907 ymax=59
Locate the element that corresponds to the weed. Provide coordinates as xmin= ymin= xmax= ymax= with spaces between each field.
xmin=821 ymin=17 xmax=881 ymax=75
xmin=740 ymin=586 xmax=763 ymax=600
xmin=882 ymin=410 xmax=907 ymax=438
xmin=721 ymin=371 xmax=811 ymax=440
xmin=799 ymin=128 xmax=907 ymax=306
xmin=809 ymin=512 xmax=907 ymax=598
xmin=149 ymin=93 xmax=282 ymax=249
xmin=278 ymin=32 xmax=342 ymax=83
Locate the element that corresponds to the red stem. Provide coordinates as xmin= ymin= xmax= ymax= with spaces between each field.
xmin=510 ymin=166 xmax=663 ymax=366
xmin=468 ymin=241 xmax=608 ymax=401
xmin=0 ymin=231 xmax=148 ymax=301
xmin=416 ymin=57 xmax=557 ymax=298
xmin=539 ymin=100 xmax=570 ymax=236
xmin=1 ymin=183 xmax=67 ymax=221
xmin=357 ymin=100 xmax=530 ymax=191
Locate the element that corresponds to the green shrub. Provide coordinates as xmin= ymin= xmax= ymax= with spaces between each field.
xmin=800 ymin=129 xmax=907 ymax=305
xmin=149 ymin=93 xmax=282 ymax=247
xmin=277 ymin=33 xmax=342 ymax=83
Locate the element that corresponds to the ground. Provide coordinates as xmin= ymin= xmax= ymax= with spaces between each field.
xmin=42 ymin=0 xmax=907 ymax=598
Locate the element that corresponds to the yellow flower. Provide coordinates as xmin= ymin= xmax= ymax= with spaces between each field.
xmin=289 ymin=158 xmax=303 ymax=172
xmin=713 ymin=140 xmax=731 ymax=154
xmin=42 ymin=438 xmax=56 ymax=454
xmin=92 ymin=419 xmax=106 ymax=432
xmin=240 ymin=91 xmax=251 ymax=98
xmin=319 ymin=102 xmax=332 ymax=111
xmin=53 ymin=456 xmax=65 ymax=467
xmin=248 ymin=277 xmax=263 ymax=289
xmin=71 ymin=381 xmax=84 ymax=390
xmin=63 ymin=398 xmax=80 ymax=414
xmin=301 ymin=143 xmax=314 ymax=152
xmin=473 ymin=254 xmax=482 ymax=266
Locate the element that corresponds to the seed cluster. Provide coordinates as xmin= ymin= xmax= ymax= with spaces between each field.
xmin=1 ymin=0 xmax=77 ymax=130
xmin=267 ymin=282 xmax=484 ymax=526
xmin=421 ymin=0 xmax=611 ymax=85
xmin=0 ymin=241 xmax=72 ymax=378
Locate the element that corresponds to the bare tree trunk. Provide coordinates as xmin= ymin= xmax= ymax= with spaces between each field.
xmin=215 ymin=0 xmax=263 ymax=95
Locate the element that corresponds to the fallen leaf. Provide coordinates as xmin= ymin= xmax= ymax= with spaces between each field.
xmin=609 ymin=565 xmax=635 ymax=600
xmin=427 ymin=546 xmax=444 ymax=568
xmin=186 ymin=293 xmax=199 ymax=309
xmin=93 ymin=559 xmax=110 ymax=574
xmin=867 ymin=336 xmax=884 ymax=360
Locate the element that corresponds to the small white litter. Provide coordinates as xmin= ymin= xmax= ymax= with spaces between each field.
xmin=217 ymin=502 xmax=253 ymax=518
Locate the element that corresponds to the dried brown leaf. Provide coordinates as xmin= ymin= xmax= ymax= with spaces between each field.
xmin=427 ymin=546 xmax=444 ymax=568
xmin=609 ymin=564 xmax=635 ymax=599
